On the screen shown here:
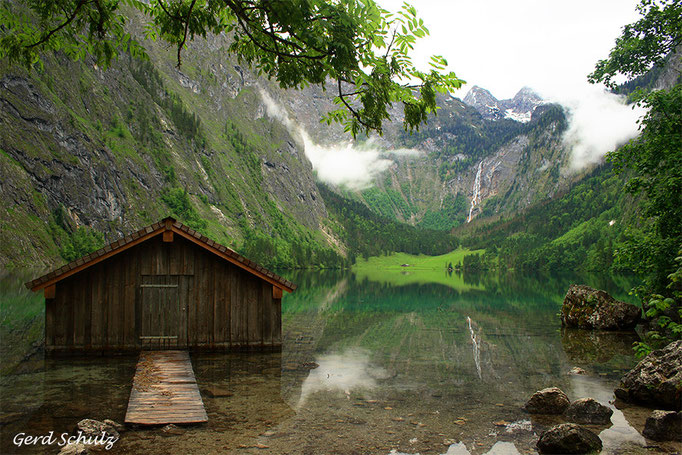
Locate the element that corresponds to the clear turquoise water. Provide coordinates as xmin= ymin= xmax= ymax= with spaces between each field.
xmin=1 ymin=270 xmax=671 ymax=454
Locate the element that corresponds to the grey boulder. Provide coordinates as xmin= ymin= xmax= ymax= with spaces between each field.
xmin=615 ymin=340 xmax=682 ymax=410
xmin=537 ymin=423 xmax=603 ymax=454
xmin=524 ymin=387 xmax=570 ymax=414
xmin=642 ymin=410 xmax=681 ymax=441
xmin=76 ymin=419 xmax=120 ymax=440
xmin=564 ymin=398 xmax=613 ymax=425
xmin=58 ymin=443 xmax=89 ymax=455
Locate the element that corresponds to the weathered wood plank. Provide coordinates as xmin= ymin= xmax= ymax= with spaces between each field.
xmin=247 ymin=275 xmax=261 ymax=347
xmin=199 ymin=254 xmax=209 ymax=346
xmin=43 ymin=228 xmax=284 ymax=352
xmin=73 ymin=277 xmax=84 ymax=347
xmin=230 ymin=268 xmax=242 ymax=345
xmin=213 ymin=263 xmax=224 ymax=346
xmin=45 ymin=298 xmax=55 ymax=349
xmin=83 ymin=273 xmax=92 ymax=348
xmin=125 ymin=351 xmax=207 ymax=425
xmin=91 ymin=266 xmax=102 ymax=347
xmin=273 ymin=291 xmax=282 ymax=346
xmin=64 ymin=279 xmax=74 ymax=346
xmin=124 ymin=255 xmax=136 ymax=347
xmin=261 ymin=281 xmax=272 ymax=346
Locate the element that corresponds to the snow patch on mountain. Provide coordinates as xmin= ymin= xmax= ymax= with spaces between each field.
xmin=463 ymin=86 xmax=544 ymax=123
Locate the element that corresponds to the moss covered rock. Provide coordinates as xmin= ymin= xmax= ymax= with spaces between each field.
xmin=561 ymin=284 xmax=641 ymax=330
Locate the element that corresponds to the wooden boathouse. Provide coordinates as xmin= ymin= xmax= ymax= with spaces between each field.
xmin=26 ymin=217 xmax=296 ymax=353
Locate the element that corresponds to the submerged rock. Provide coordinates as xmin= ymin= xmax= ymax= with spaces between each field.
xmin=536 ymin=423 xmax=602 ymax=454
xmin=53 ymin=404 xmax=90 ymax=419
xmin=569 ymin=367 xmax=587 ymax=375
xmin=561 ymin=284 xmax=641 ymax=330
xmin=524 ymin=387 xmax=570 ymax=414
xmin=161 ymin=424 xmax=185 ymax=436
xmin=58 ymin=443 xmax=90 ymax=455
xmin=102 ymin=419 xmax=124 ymax=433
xmin=203 ymin=385 xmax=233 ymax=398
xmin=642 ymin=410 xmax=682 ymax=441
xmin=0 ymin=411 xmax=24 ymax=426
xmin=614 ymin=340 xmax=682 ymax=410
xmin=76 ymin=419 xmax=120 ymax=440
xmin=564 ymin=398 xmax=613 ymax=425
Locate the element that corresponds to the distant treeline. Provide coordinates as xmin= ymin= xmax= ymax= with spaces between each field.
xmin=318 ymin=184 xmax=459 ymax=260
xmin=237 ymin=184 xmax=460 ymax=269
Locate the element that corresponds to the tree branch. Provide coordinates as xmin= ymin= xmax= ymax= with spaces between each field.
xmin=177 ymin=0 xmax=197 ymax=68
xmin=337 ymin=78 xmax=373 ymax=131
xmin=26 ymin=0 xmax=90 ymax=49
xmin=158 ymin=0 xmax=183 ymax=21
xmin=225 ymin=0 xmax=328 ymax=61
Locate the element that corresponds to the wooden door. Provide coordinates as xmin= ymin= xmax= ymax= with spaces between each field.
xmin=138 ymin=275 xmax=187 ymax=349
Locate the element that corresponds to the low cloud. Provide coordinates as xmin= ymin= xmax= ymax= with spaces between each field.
xmin=259 ymin=88 xmax=296 ymax=131
xmin=258 ymin=88 xmax=420 ymax=190
xmin=545 ymin=84 xmax=644 ymax=170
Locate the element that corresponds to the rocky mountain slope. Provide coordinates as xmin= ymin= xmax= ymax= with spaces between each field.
xmin=0 ymin=12 xmax=584 ymax=269
xmin=0 ymin=24 xmax=334 ymax=268
xmin=266 ymin=82 xmax=578 ymax=230
xmin=463 ymin=86 xmax=545 ymax=123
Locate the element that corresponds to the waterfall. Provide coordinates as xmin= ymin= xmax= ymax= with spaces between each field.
xmin=467 ymin=161 xmax=483 ymax=223
xmin=467 ymin=316 xmax=482 ymax=379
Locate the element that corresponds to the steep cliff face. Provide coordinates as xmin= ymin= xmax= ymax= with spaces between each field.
xmin=0 ymin=27 xmax=333 ymax=268
xmin=264 ymin=82 xmax=576 ymax=229
xmin=0 ymin=14 xmax=582 ymax=268
xmin=655 ymin=45 xmax=682 ymax=90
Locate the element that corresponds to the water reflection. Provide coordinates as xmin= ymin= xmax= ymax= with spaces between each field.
xmin=0 ymin=356 xmax=136 ymax=454
xmin=466 ymin=317 xmax=482 ymax=380
xmin=568 ymin=373 xmax=647 ymax=450
xmin=561 ymin=328 xmax=640 ymax=367
xmin=0 ymin=271 xmax=45 ymax=375
xmin=483 ymin=442 xmax=522 ymax=455
xmin=297 ymin=349 xmax=389 ymax=409
xmin=0 ymin=269 xmax=655 ymax=454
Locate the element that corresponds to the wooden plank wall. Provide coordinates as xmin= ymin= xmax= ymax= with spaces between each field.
xmin=46 ymin=235 xmax=282 ymax=352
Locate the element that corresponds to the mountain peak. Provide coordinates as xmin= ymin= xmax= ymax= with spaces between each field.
xmin=463 ymin=86 xmax=502 ymax=119
xmin=463 ymin=86 xmax=499 ymax=106
xmin=463 ymin=85 xmax=544 ymax=123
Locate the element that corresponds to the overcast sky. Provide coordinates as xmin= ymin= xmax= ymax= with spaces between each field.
xmin=371 ymin=0 xmax=646 ymax=170
xmin=378 ymin=0 xmax=641 ymax=100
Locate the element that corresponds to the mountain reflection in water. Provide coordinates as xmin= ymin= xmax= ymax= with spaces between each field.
xmin=1 ymin=269 xmax=662 ymax=454
xmin=466 ymin=317 xmax=482 ymax=380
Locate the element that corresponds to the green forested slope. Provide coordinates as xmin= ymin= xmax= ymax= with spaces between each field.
xmin=0 ymin=18 xmax=571 ymax=271
xmin=461 ymin=164 xmax=633 ymax=274
xmin=0 ymin=18 xmax=344 ymax=269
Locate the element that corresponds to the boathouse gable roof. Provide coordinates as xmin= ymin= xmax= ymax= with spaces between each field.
xmin=26 ymin=217 xmax=296 ymax=293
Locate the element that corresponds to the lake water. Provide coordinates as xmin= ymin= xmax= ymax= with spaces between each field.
xmin=0 ymin=270 xmax=673 ymax=454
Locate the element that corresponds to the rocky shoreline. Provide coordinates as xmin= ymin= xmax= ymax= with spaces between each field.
xmin=535 ymin=284 xmax=682 ymax=452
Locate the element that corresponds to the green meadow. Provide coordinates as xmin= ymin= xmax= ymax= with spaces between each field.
xmin=352 ymin=248 xmax=486 ymax=290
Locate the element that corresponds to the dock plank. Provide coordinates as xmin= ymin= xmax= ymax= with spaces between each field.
xmin=125 ymin=351 xmax=208 ymax=425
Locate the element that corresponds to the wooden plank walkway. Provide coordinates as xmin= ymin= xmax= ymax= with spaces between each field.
xmin=125 ymin=350 xmax=208 ymax=425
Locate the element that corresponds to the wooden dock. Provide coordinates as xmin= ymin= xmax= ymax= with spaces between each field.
xmin=125 ymin=350 xmax=208 ymax=425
